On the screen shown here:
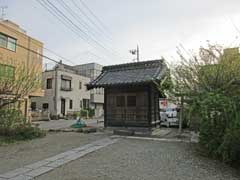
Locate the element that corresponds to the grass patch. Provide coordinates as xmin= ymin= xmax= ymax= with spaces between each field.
xmin=193 ymin=143 xmax=240 ymax=170
xmin=0 ymin=129 xmax=46 ymax=146
xmin=0 ymin=136 xmax=16 ymax=146
xmin=0 ymin=126 xmax=46 ymax=146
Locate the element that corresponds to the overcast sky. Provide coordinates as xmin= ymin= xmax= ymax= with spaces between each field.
xmin=2 ymin=0 xmax=240 ymax=66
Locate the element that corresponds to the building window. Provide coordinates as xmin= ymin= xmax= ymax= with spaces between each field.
xmin=69 ymin=100 xmax=73 ymax=109
xmin=42 ymin=103 xmax=49 ymax=110
xmin=83 ymin=99 xmax=89 ymax=109
xmin=61 ymin=79 xmax=72 ymax=91
xmin=46 ymin=78 xmax=52 ymax=89
xmin=0 ymin=34 xmax=7 ymax=48
xmin=0 ymin=64 xmax=15 ymax=78
xmin=116 ymin=96 xmax=125 ymax=107
xmin=79 ymin=81 xmax=82 ymax=89
xmin=31 ymin=102 xmax=36 ymax=111
xmin=96 ymin=88 xmax=104 ymax=94
xmin=7 ymin=37 xmax=17 ymax=51
xmin=0 ymin=33 xmax=16 ymax=52
xmin=127 ymin=96 xmax=136 ymax=107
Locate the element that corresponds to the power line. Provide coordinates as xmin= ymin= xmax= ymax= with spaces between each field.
xmin=70 ymin=0 xmax=113 ymax=42
xmin=0 ymin=35 xmax=60 ymax=64
xmin=0 ymin=21 xmax=76 ymax=65
xmin=55 ymin=0 xmax=125 ymax=61
xmin=56 ymin=0 xmax=111 ymax=48
xmin=228 ymin=16 xmax=240 ymax=36
xmin=36 ymin=0 xmax=111 ymax=64
xmin=36 ymin=0 xmax=113 ymax=63
xmin=57 ymin=0 xmax=112 ymax=44
xmin=76 ymin=0 xmax=127 ymax=60
xmin=36 ymin=0 xmax=125 ymax=62
xmin=78 ymin=0 xmax=113 ymax=37
xmin=1 ymin=20 xmax=115 ymax=66
xmin=36 ymin=0 xmax=89 ymax=43
xmin=39 ymin=0 xmax=121 ymax=60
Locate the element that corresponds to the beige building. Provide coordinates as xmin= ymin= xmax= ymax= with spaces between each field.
xmin=0 ymin=20 xmax=44 ymax=118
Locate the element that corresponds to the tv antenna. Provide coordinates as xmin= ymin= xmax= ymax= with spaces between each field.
xmin=0 ymin=6 xmax=7 ymax=20
xmin=129 ymin=45 xmax=140 ymax=62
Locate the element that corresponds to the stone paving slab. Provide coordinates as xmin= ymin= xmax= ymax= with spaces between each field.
xmin=0 ymin=137 xmax=118 ymax=180
xmin=0 ymin=168 xmax=32 ymax=179
xmin=25 ymin=160 xmax=50 ymax=170
xmin=9 ymin=175 xmax=32 ymax=180
xmin=72 ymin=144 xmax=94 ymax=151
xmin=25 ymin=167 xmax=54 ymax=177
xmin=46 ymin=159 xmax=67 ymax=168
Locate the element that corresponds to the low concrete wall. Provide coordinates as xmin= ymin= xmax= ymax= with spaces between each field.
xmin=31 ymin=111 xmax=50 ymax=121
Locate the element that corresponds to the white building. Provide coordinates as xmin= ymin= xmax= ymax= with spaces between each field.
xmin=31 ymin=63 xmax=91 ymax=119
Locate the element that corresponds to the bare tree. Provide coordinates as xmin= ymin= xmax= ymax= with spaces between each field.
xmin=173 ymin=44 xmax=240 ymax=97
xmin=0 ymin=63 xmax=41 ymax=109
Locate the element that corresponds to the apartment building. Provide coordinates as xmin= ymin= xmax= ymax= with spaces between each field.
xmin=0 ymin=20 xmax=43 ymax=118
xmin=31 ymin=63 xmax=91 ymax=118
xmin=73 ymin=63 xmax=104 ymax=117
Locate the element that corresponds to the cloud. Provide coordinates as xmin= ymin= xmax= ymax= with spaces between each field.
xmin=5 ymin=0 xmax=240 ymax=66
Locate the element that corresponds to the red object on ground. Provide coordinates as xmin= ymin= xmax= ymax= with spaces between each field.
xmin=161 ymin=100 xmax=168 ymax=107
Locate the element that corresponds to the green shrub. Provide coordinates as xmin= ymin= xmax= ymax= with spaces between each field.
xmin=0 ymin=109 xmax=25 ymax=130
xmin=74 ymin=111 xmax=81 ymax=118
xmin=14 ymin=124 xmax=46 ymax=140
xmin=199 ymin=117 xmax=225 ymax=157
xmin=87 ymin=108 xmax=95 ymax=118
xmin=0 ymin=109 xmax=45 ymax=141
xmin=80 ymin=109 xmax=88 ymax=118
xmin=197 ymin=94 xmax=240 ymax=163
xmin=218 ymin=125 xmax=240 ymax=163
xmin=172 ymin=44 xmax=240 ymax=165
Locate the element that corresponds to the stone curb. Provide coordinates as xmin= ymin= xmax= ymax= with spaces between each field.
xmin=111 ymin=135 xmax=193 ymax=143
xmin=48 ymin=127 xmax=97 ymax=133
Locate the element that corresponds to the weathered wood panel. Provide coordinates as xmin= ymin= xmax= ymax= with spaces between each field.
xmin=105 ymin=86 xmax=150 ymax=127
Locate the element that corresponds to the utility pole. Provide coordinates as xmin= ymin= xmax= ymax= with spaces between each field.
xmin=178 ymin=95 xmax=184 ymax=134
xmin=0 ymin=6 xmax=7 ymax=20
xmin=129 ymin=45 xmax=140 ymax=62
xmin=136 ymin=45 xmax=139 ymax=62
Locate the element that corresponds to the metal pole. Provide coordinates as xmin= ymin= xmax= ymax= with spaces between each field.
xmin=179 ymin=96 xmax=183 ymax=134
xmin=137 ymin=45 xmax=139 ymax=62
xmin=0 ymin=6 xmax=7 ymax=20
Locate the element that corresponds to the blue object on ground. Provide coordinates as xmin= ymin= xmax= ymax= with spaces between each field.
xmin=71 ymin=118 xmax=86 ymax=128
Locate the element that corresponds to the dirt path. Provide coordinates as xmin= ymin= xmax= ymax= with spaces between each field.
xmin=0 ymin=132 xmax=108 ymax=174
xmin=36 ymin=138 xmax=240 ymax=180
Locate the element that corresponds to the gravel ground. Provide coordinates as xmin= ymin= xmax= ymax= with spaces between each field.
xmin=33 ymin=119 xmax=104 ymax=130
xmin=33 ymin=120 xmax=77 ymax=130
xmin=36 ymin=138 xmax=240 ymax=180
xmin=0 ymin=132 xmax=108 ymax=174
